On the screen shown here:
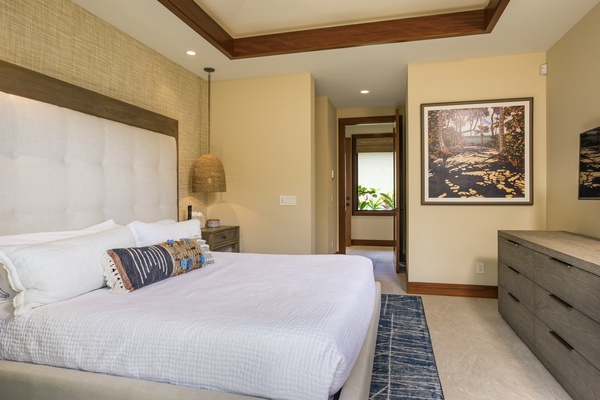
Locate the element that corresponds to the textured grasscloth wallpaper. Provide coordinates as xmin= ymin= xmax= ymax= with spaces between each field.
xmin=0 ymin=0 xmax=208 ymax=220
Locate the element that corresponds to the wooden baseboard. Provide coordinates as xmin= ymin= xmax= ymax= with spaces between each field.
xmin=350 ymin=239 xmax=395 ymax=247
xmin=407 ymin=282 xmax=498 ymax=298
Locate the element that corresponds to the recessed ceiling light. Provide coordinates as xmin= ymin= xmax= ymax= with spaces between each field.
xmin=186 ymin=50 xmax=196 ymax=56
xmin=360 ymin=90 xmax=370 ymax=94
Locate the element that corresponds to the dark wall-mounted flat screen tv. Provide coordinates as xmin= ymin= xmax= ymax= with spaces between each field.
xmin=579 ymin=125 xmax=600 ymax=199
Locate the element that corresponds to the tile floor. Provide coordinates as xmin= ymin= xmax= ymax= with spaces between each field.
xmin=346 ymin=246 xmax=572 ymax=400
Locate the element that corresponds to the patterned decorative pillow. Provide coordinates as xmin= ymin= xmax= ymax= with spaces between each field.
xmin=0 ymin=268 xmax=16 ymax=301
xmin=102 ymin=238 xmax=204 ymax=294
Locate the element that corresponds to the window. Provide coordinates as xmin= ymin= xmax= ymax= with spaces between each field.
xmin=352 ymin=134 xmax=395 ymax=215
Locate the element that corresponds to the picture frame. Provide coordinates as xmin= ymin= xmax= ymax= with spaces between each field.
xmin=421 ymin=98 xmax=533 ymax=205
xmin=578 ymin=125 xmax=600 ymax=199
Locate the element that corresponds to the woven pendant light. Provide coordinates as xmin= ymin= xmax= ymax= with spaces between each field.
xmin=192 ymin=67 xmax=227 ymax=192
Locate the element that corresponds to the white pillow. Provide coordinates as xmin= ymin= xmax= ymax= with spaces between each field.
xmin=0 ymin=219 xmax=117 ymax=246
xmin=128 ymin=219 xmax=201 ymax=247
xmin=0 ymin=225 xmax=135 ymax=316
xmin=0 ymin=220 xmax=117 ymax=303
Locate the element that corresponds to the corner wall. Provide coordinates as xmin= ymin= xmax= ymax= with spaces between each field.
xmin=406 ymin=53 xmax=547 ymax=286
xmin=546 ymin=3 xmax=600 ymax=238
xmin=315 ymin=96 xmax=338 ymax=254
xmin=0 ymin=0 xmax=206 ymax=221
xmin=208 ymin=74 xmax=316 ymax=254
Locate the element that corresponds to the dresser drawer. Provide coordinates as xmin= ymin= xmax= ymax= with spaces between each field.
xmin=535 ymin=254 xmax=600 ymax=324
xmin=534 ymin=285 xmax=600 ymax=372
xmin=534 ymin=317 xmax=600 ymax=400
xmin=499 ymin=285 xmax=534 ymax=346
xmin=499 ymin=262 xmax=534 ymax=311
xmin=498 ymin=236 xmax=536 ymax=280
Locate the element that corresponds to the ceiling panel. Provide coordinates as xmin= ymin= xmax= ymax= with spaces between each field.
xmin=194 ymin=0 xmax=489 ymax=37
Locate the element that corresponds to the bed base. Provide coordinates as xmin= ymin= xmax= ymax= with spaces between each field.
xmin=0 ymin=283 xmax=381 ymax=400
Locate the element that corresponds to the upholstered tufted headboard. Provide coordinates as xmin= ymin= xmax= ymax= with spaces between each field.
xmin=0 ymin=60 xmax=179 ymax=235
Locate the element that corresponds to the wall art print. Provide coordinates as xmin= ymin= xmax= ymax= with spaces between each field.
xmin=579 ymin=125 xmax=600 ymax=199
xmin=421 ymin=98 xmax=533 ymax=205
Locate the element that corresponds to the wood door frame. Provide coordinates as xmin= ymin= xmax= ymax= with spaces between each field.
xmin=395 ymin=110 xmax=406 ymax=268
xmin=338 ymin=115 xmax=400 ymax=256
xmin=344 ymin=137 xmax=352 ymax=247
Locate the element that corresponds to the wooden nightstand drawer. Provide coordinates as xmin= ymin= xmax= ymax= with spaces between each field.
xmin=211 ymin=228 xmax=238 ymax=248
xmin=202 ymin=226 xmax=239 ymax=252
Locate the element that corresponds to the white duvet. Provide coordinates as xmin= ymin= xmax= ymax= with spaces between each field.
xmin=0 ymin=252 xmax=375 ymax=400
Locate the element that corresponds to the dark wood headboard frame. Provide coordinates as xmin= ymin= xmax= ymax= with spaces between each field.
xmin=0 ymin=59 xmax=178 ymax=138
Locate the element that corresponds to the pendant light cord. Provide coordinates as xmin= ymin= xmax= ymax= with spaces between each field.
xmin=206 ymin=70 xmax=211 ymax=154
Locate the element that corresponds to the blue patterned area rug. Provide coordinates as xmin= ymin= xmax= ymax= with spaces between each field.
xmin=369 ymin=294 xmax=444 ymax=400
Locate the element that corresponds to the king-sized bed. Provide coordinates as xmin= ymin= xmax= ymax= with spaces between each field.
xmin=0 ymin=60 xmax=381 ymax=400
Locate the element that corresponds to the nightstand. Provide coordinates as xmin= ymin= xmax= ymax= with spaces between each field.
xmin=202 ymin=225 xmax=239 ymax=252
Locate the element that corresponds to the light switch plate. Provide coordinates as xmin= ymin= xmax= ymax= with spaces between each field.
xmin=280 ymin=195 xmax=297 ymax=206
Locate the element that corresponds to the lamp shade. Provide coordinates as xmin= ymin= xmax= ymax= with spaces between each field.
xmin=192 ymin=153 xmax=227 ymax=192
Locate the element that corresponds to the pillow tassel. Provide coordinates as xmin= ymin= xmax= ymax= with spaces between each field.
xmin=101 ymin=252 xmax=128 ymax=294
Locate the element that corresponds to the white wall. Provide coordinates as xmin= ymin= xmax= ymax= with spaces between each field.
xmin=546 ymin=3 xmax=600 ymax=238
xmin=406 ymin=54 xmax=547 ymax=286
xmin=352 ymin=216 xmax=394 ymax=240
xmin=208 ymin=73 xmax=316 ymax=254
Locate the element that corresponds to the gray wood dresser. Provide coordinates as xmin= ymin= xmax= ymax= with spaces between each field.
xmin=498 ymin=230 xmax=600 ymax=400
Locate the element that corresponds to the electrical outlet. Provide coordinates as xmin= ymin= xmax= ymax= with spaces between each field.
xmin=476 ymin=262 xmax=485 ymax=274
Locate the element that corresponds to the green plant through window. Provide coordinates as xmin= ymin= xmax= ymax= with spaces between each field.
xmin=353 ymin=133 xmax=395 ymax=214
xmin=357 ymin=185 xmax=395 ymax=211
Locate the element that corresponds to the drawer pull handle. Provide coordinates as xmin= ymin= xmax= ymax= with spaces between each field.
xmin=549 ymin=294 xmax=573 ymax=310
xmin=221 ymin=235 xmax=227 ymax=239
xmin=508 ymin=293 xmax=520 ymax=303
xmin=508 ymin=266 xmax=520 ymax=275
xmin=550 ymin=257 xmax=573 ymax=269
xmin=549 ymin=331 xmax=574 ymax=351
xmin=507 ymin=240 xmax=519 ymax=247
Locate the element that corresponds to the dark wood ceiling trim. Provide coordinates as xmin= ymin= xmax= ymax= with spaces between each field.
xmin=157 ymin=0 xmax=234 ymax=57
xmin=157 ymin=0 xmax=510 ymax=59
xmin=234 ymin=10 xmax=487 ymax=58
xmin=484 ymin=0 xmax=511 ymax=32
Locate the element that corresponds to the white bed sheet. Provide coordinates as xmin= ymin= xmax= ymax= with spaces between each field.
xmin=0 ymin=252 xmax=375 ymax=400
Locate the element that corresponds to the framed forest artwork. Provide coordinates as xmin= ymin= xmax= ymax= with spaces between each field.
xmin=421 ymin=98 xmax=533 ymax=205
xmin=579 ymin=125 xmax=600 ymax=199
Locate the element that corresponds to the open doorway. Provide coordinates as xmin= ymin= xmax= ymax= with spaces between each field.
xmin=338 ymin=114 xmax=406 ymax=272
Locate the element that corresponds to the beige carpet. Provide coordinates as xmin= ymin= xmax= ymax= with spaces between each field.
xmin=347 ymin=246 xmax=572 ymax=400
